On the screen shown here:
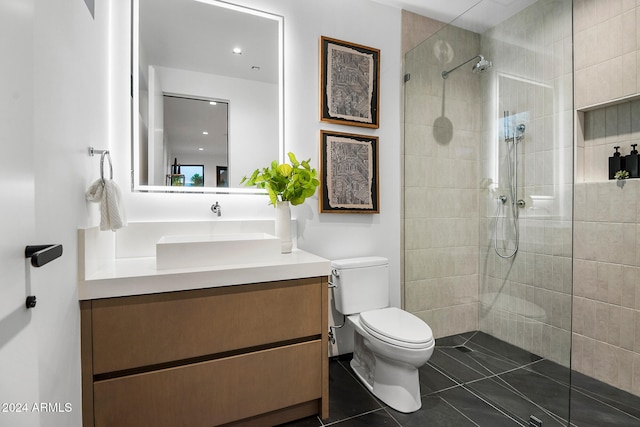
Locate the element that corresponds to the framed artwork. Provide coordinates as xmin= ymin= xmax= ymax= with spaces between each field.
xmin=319 ymin=130 xmax=379 ymax=214
xmin=320 ymin=36 xmax=380 ymax=129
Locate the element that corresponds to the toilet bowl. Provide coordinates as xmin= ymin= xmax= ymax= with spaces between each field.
xmin=330 ymin=257 xmax=435 ymax=413
xmin=348 ymin=307 xmax=434 ymax=413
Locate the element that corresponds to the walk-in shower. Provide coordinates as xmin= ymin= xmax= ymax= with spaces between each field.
xmin=441 ymin=54 xmax=492 ymax=79
xmin=493 ymin=110 xmax=526 ymax=259
xmin=403 ymin=0 xmax=574 ymax=424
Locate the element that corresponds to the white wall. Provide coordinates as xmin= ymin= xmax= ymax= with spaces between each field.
xmin=0 ymin=0 xmax=112 ymax=426
xmin=0 ymin=1 xmax=39 ymax=426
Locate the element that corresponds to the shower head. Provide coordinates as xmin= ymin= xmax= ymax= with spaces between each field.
xmin=472 ymin=55 xmax=492 ymax=73
xmin=442 ymin=54 xmax=492 ymax=79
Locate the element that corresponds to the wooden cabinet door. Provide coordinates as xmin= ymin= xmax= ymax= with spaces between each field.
xmin=93 ymin=341 xmax=322 ymax=427
xmin=91 ymin=278 xmax=322 ymax=374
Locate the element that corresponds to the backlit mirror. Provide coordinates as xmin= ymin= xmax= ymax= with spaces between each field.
xmin=132 ymin=0 xmax=283 ymax=193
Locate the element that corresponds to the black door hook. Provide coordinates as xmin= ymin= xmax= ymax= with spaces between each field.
xmin=25 ymin=244 xmax=63 ymax=268
xmin=24 ymin=244 xmax=63 ymax=309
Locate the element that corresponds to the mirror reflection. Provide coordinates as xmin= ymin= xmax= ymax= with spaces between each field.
xmin=161 ymin=95 xmax=228 ymax=188
xmin=133 ymin=0 xmax=283 ymax=192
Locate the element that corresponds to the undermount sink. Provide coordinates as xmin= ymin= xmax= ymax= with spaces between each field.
xmin=156 ymin=233 xmax=281 ymax=270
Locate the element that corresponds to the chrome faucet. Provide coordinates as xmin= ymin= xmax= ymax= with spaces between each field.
xmin=211 ymin=201 xmax=221 ymax=217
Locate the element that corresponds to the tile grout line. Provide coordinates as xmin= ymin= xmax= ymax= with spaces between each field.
xmin=436 ymin=393 xmax=485 ymax=427
xmin=483 ymin=368 xmax=570 ymax=426
xmin=457 ymin=384 xmax=528 ymax=427
xmin=569 ymin=386 xmax=640 ymax=423
xmin=379 ymin=406 xmax=405 ymax=427
xmin=425 ymin=337 xmax=528 ymax=426
xmin=550 ymin=371 xmax=640 ymax=423
xmin=423 ymin=359 xmax=466 ymax=392
xmin=461 ymin=359 xmax=544 ymax=386
xmin=457 ymin=357 xmax=571 ymax=425
xmin=432 ymin=347 xmax=499 ymax=379
xmin=321 ymin=408 xmax=394 ymax=427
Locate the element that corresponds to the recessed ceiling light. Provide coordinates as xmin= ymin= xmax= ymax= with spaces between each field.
xmin=209 ymin=101 xmax=217 ymax=105
xmin=232 ymin=47 xmax=242 ymax=55
xmin=198 ymin=147 xmax=204 ymax=151
xmin=202 ymin=131 xmax=209 ymax=135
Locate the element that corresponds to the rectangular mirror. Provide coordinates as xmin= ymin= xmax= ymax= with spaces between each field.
xmin=132 ymin=0 xmax=284 ymax=193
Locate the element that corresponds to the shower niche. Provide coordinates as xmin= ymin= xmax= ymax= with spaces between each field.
xmin=577 ymin=97 xmax=640 ymax=183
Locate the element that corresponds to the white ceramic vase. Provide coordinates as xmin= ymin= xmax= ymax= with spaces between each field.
xmin=275 ymin=200 xmax=292 ymax=253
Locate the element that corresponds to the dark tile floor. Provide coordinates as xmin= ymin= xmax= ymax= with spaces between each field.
xmin=279 ymin=331 xmax=640 ymax=426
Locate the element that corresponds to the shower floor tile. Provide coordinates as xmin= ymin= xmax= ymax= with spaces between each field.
xmin=278 ymin=331 xmax=640 ymax=426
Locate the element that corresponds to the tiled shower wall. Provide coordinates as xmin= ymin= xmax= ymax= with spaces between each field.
xmin=573 ymin=180 xmax=640 ymax=396
xmin=573 ymin=0 xmax=640 ymax=109
xmin=573 ymin=0 xmax=640 ymax=397
xmin=403 ymin=23 xmax=481 ymax=338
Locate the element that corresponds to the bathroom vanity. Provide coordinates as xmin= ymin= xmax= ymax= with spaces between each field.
xmin=78 ymin=221 xmax=330 ymax=427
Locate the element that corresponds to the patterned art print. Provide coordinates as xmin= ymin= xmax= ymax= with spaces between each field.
xmin=327 ymin=45 xmax=373 ymax=123
xmin=320 ymin=37 xmax=379 ymax=129
xmin=320 ymin=131 xmax=379 ymax=213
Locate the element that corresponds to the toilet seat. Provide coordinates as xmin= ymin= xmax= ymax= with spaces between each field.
xmin=359 ymin=307 xmax=433 ymax=350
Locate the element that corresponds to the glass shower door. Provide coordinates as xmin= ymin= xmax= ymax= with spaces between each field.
xmin=403 ymin=0 xmax=573 ymax=424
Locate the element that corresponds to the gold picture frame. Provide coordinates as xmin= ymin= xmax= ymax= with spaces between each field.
xmin=319 ymin=130 xmax=379 ymax=214
xmin=320 ymin=36 xmax=380 ymax=129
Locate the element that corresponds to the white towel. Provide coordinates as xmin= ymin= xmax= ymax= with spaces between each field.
xmin=86 ymin=179 xmax=127 ymax=231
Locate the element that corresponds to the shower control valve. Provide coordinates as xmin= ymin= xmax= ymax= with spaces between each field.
xmin=498 ymin=195 xmax=507 ymax=204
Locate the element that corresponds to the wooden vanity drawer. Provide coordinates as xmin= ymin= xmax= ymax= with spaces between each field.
xmin=91 ymin=277 xmax=322 ymax=374
xmin=93 ymin=340 xmax=322 ymax=427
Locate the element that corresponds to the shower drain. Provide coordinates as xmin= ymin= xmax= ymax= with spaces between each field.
xmin=455 ymin=346 xmax=472 ymax=353
xmin=529 ymin=415 xmax=542 ymax=427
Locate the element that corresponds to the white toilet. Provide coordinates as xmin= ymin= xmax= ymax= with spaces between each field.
xmin=331 ymin=257 xmax=434 ymax=413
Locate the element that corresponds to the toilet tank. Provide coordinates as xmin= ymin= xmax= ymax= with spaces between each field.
xmin=331 ymin=257 xmax=389 ymax=315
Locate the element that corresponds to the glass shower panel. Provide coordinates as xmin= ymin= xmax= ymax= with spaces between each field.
xmin=478 ymin=0 xmax=573 ymax=368
xmin=403 ymin=0 xmax=573 ymax=424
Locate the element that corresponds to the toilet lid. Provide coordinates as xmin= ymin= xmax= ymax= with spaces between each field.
xmin=360 ymin=307 xmax=433 ymax=348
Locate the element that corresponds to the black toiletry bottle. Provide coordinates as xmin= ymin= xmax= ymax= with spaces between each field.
xmin=625 ymin=144 xmax=639 ymax=178
xmin=609 ymin=146 xmax=625 ymax=179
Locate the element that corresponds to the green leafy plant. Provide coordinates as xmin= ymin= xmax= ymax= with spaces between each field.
xmin=615 ymin=170 xmax=630 ymax=180
xmin=241 ymin=152 xmax=320 ymax=206
xmin=190 ymin=173 xmax=204 ymax=186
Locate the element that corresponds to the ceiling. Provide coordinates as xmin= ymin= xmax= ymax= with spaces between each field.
xmin=371 ymin=0 xmax=537 ymax=33
xmin=139 ymin=0 xmax=280 ymax=84
xmin=163 ymin=96 xmax=228 ymax=157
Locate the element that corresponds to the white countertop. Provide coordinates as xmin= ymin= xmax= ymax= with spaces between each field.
xmin=79 ymin=249 xmax=331 ymax=300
